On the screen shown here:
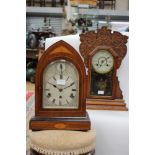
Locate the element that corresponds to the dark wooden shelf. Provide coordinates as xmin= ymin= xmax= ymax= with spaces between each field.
xmin=31 ymin=31 xmax=56 ymax=37
xmin=26 ymin=48 xmax=39 ymax=59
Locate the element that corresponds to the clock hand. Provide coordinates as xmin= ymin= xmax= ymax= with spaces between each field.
xmin=66 ymin=76 xmax=69 ymax=81
xmin=98 ymin=57 xmax=110 ymax=67
xmin=100 ymin=59 xmax=105 ymax=65
xmin=97 ymin=57 xmax=106 ymax=67
xmin=63 ymin=82 xmax=75 ymax=90
xmin=48 ymin=82 xmax=59 ymax=89
xmin=48 ymin=82 xmax=66 ymax=92
xmin=60 ymin=64 xmax=63 ymax=79
xmin=105 ymin=57 xmax=110 ymax=60
xmin=48 ymin=78 xmax=75 ymax=92
xmin=105 ymin=57 xmax=110 ymax=66
xmin=53 ymin=76 xmax=56 ymax=81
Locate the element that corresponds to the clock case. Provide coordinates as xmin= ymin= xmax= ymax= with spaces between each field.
xmin=88 ymin=46 xmax=118 ymax=100
xmin=80 ymin=27 xmax=128 ymax=111
xmin=29 ymin=40 xmax=90 ymax=131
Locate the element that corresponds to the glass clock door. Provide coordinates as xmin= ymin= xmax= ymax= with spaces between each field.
xmin=90 ymin=69 xmax=113 ymax=96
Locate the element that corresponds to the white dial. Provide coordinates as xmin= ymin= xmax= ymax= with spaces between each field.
xmin=42 ymin=60 xmax=79 ymax=109
xmin=92 ymin=50 xmax=114 ymax=74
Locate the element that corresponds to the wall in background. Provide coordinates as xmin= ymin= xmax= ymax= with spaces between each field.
xmin=116 ymin=0 xmax=129 ymax=10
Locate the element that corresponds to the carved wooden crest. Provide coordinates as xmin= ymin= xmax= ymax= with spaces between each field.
xmin=80 ymin=26 xmax=128 ymax=68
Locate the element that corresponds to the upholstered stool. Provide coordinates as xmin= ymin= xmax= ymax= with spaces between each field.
xmin=29 ymin=129 xmax=96 ymax=155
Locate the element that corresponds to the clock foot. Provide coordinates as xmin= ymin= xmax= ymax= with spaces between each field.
xmin=86 ymin=99 xmax=128 ymax=111
xmin=29 ymin=112 xmax=91 ymax=131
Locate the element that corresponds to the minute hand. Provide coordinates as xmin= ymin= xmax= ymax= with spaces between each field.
xmin=63 ymin=82 xmax=75 ymax=90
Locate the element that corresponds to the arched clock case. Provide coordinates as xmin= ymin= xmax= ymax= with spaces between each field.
xmin=80 ymin=27 xmax=128 ymax=111
xmin=29 ymin=40 xmax=91 ymax=131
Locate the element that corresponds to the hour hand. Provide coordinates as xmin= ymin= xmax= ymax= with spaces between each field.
xmin=48 ymin=82 xmax=58 ymax=89
xmin=48 ymin=82 xmax=64 ymax=92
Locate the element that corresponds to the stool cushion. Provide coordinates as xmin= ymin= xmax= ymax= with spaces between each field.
xmin=29 ymin=129 xmax=96 ymax=155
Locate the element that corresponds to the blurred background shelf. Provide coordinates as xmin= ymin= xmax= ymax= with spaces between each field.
xmin=26 ymin=6 xmax=64 ymax=17
xmin=26 ymin=0 xmax=129 ymax=83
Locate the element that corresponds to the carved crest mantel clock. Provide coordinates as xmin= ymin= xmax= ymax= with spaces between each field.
xmin=80 ymin=27 xmax=128 ymax=111
xmin=29 ymin=40 xmax=91 ymax=131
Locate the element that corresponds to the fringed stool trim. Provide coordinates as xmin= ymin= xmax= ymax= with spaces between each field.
xmin=30 ymin=142 xmax=95 ymax=155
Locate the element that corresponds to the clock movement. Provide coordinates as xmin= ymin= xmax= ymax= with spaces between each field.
xmin=29 ymin=40 xmax=91 ymax=131
xmin=80 ymin=27 xmax=128 ymax=111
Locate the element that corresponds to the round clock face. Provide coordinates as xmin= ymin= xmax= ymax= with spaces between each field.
xmin=42 ymin=59 xmax=79 ymax=109
xmin=92 ymin=50 xmax=114 ymax=74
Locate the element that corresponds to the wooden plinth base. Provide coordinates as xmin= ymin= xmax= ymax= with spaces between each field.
xmin=29 ymin=112 xmax=91 ymax=131
xmin=86 ymin=99 xmax=128 ymax=111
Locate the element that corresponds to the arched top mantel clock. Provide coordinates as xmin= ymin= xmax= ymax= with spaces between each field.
xmin=29 ymin=40 xmax=91 ymax=131
xmin=80 ymin=26 xmax=128 ymax=111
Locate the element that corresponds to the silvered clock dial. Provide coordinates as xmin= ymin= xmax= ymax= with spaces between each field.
xmin=42 ymin=59 xmax=79 ymax=109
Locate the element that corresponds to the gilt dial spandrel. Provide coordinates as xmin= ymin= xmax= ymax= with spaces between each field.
xmin=42 ymin=59 xmax=79 ymax=109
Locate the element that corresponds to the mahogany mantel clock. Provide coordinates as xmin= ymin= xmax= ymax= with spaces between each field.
xmin=80 ymin=27 xmax=128 ymax=111
xmin=29 ymin=40 xmax=91 ymax=131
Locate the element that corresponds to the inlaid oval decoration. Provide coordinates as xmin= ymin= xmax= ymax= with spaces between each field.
xmin=54 ymin=123 xmax=66 ymax=129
